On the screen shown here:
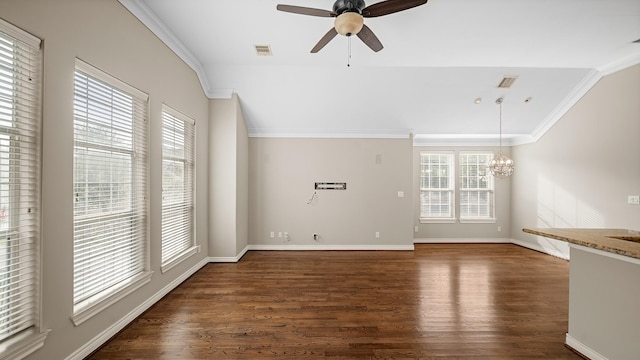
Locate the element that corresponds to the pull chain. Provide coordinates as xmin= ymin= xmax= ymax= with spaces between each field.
xmin=347 ymin=36 xmax=352 ymax=67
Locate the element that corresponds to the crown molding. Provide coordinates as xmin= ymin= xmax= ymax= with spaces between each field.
xmin=411 ymin=134 xmax=533 ymax=147
xmin=597 ymin=51 xmax=640 ymax=75
xmin=118 ymin=0 xmax=215 ymax=97
xmin=210 ymin=88 xmax=234 ymax=99
xmin=529 ymin=69 xmax=602 ymax=143
xmin=248 ymin=128 xmax=412 ymax=139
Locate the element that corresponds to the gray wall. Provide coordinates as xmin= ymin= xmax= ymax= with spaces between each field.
xmin=236 ymin=98 xmax=249 ymax=255
xmin=0 ymin=1 xmax=210 ymax=359
xmin=511 ymin=64 xmax=640 ymax=257
xmin=248 ymin=138 xmax=414 ymax=248
xmin=209 ymin=94 xmax=249 ymax=259
xmin=412 ymin=146 xmax=512 ymax=239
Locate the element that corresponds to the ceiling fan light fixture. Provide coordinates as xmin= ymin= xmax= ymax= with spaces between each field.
xmin=334 ymin=12 xmax=364 ymax=36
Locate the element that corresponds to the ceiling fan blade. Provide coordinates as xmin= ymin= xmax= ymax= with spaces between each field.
xmin=362 ymin=0 xmax=428 ymax=18
xmin=311 ymin=28 xmax=339 ymax=53
xmin=277 ymin=4 xmax=336 ymax=17
xmin=356 ymin=24 xmax=383 ymax=52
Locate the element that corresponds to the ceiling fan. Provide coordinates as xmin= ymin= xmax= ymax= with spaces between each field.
xmin=277 ymin=0 xmax=428 ymax=53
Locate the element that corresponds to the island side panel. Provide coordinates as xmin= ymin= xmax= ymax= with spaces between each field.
xmin=568 ymin=245 xmax=640 ymax=360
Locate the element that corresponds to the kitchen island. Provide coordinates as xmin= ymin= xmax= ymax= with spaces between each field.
xmin=523 ymin=228 xmax=640 ymax=360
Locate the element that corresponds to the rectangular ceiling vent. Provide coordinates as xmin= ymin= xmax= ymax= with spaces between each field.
xmin=254 ymin=45 xmax=272 ymax=56
xmin=497 ymin=76 xmax=518 ymax=89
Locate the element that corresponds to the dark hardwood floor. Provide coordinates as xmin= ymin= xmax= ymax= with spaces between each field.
xmin=88 ymin=244 xmax=583 ymax=359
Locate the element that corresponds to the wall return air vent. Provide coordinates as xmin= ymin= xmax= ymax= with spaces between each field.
xmin=315 ymin=182 xmax=347 ymax=190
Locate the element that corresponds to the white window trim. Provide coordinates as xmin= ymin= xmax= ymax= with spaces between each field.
xmin=459 ymin=151 xmax=496 ymax=222
xmin=420 ymin=217 xmax=458 ymax=224
xmin=0 ymin=18 xmax=49 ymax=360
xmin=160 ymin=105 xmax=198 ymax=273
xmin=161 ymin=245 xmax=200 ymax=274
xmin=419 ymin=151 xmax=456 ymax=223
xmin=0 ymin=329 xmax=50 ymax=360
xmin=70 ymin=271 xmax=152 ymax=326
xmin=459 ymin=217 xmax=497 ymax=224
xmin=71 ymin=58 xmax=151 ymax=325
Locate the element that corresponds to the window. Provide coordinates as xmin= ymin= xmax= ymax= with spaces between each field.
xmin=419 ymin=152 xmax=455 ymax=222
xmin=72 ymin=59 xmax=151 ymax=325
xmin=161 ymin=105 xmax=197 ymax=272
xmin=0 ymin=18 xmax=48 ymax=357
xmin=459 ymin=152 xmax=495 ymax=222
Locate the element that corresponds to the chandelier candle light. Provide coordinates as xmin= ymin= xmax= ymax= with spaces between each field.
xmin=489 ymin=97 xmax=515 ymax=178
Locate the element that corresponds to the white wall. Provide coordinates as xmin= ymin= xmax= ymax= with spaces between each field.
xmin=0 ymin=1 xmax=210 ymax=359
xmin=511 ymin=64 xmax=640 ymax=258
xmin=412 ymin=146 xmax=512 ymax=240
xmin=249 ymin=137 xmax=414 ymax=249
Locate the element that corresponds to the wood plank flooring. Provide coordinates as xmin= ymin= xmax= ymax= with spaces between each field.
xmin=88 ymin=244 xmax=583 ymax=359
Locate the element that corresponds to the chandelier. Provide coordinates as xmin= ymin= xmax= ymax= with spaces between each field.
xmin=489 ymin=98 xmax=514 ymax=178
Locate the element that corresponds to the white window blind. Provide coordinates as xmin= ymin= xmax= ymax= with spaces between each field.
xmin=420 ymin=152 xmax=455 ymax=221
xmin=460 ymin=152 xmax=495 ymax=221
xmin=73 ymin=60 xmax=149 ymax=317
xmin=161 ymin=106 xmax=196 ymax=270
xmin=0 ymin=19 xmax=41 ymax=345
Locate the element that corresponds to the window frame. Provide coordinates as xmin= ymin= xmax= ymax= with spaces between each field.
xmin=419 ymin=151 xmax=456 ymax=223
xmin=0 ymin=18 xmax=49 ymax=360
xmin=71 ymin=59 xmax=152 ymax=326
xmin=459 ymin=151 xmax=496 ymax=223
xmin=160 ymin=105 xmax=198 ymax=273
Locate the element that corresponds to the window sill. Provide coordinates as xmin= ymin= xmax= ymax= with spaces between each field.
xmin=459 ymin=218 xmax=496 ymax=224
xmin=71 ymin=271 xmax=153 ymax=326
xmin=161 ymin=245 xmax=200 ymax=274
xmin=420 ymin=218 xmax=457 ymax=224
xmin=0 ymin=329 xmax=50 ymax=360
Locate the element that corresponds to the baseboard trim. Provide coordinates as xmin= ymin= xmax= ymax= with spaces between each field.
xmin=247 ymin=244 xmax=415 ymax=251
xmin=511 ymin=238 xmax=570 ymax=260
xmin=414 ymin=238 xmax=511 ymax=244
xmin=208 ymin=245 xmax=250 ymax=263
xmin=565 ymin=333 xmax=609 ymax=360
xmin=65 ymin=257 xmax=209 ymax=360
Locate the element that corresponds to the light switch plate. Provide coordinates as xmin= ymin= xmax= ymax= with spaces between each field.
xmin=628 ymin=195 xmax=640 ymax=205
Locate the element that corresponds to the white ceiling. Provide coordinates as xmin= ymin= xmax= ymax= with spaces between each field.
xmin=120 ymin=0 xmax=640 ymax=145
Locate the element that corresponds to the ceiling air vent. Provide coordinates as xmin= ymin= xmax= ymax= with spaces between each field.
xmin=497 ymin=76 xmax=518 ymax=89
xmin=254 ymin=45 xmax=272 ymax=56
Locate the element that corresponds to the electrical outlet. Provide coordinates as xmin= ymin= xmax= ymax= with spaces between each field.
xmin=628 ymin=195 xmax=640 ymax=205
xmin=414 ymin=226 xmax=419 ymax=233
xmin=375 ymin=232 xmax=380 ymax=238
xmin=497 ymin=226 xmax=502 ymax=232
xmin=270 ymin=231 xmax=275 ymax=238
xmin=278 ymin=232 xmax=283 ymax=238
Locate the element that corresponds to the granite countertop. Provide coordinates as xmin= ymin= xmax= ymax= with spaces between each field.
xmin=522 ymin=228 xmax=640 ymax=260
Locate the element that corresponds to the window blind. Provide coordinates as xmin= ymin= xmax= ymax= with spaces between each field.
xmin=420 ymin=152 xmax=454 ymax=219
xmin=161 ymin=106 xmax=195 ymax=267
xmin=460 ymin=152 xmax=494 ymax=220
xmin=0 ymin=20 xmax=41 ymax=342
xmin=73 ymin=60 xmax=148 ymax=313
